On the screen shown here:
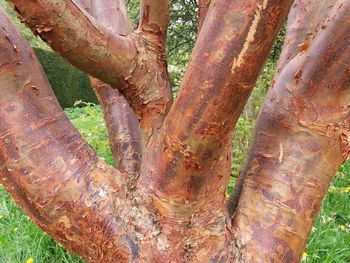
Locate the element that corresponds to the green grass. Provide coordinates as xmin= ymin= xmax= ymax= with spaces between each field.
xmin=0 ymin=103 xmax=349 ymax=262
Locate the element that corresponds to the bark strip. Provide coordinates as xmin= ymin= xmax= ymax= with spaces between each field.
xmin=231 ymin=2 xmax=350 ymax=261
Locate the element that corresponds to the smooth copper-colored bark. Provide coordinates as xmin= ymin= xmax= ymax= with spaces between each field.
xmin=85 ymin=0 xmax=133 ymax=35
xmin=230 ymin=1 xmax=350 ymax=261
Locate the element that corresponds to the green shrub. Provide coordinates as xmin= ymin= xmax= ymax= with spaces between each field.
xmin=0 ymin=0 xmax=98 ymax=108
xmin=34 ymin=48 xmax=98 ymax=108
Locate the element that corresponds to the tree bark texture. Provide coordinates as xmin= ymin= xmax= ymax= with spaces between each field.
xmin=75 ymin=0 xmax=142 ymax=174
xmin=229 ymin=0 xmax=350 ymax=261
xmin=1 ymin=0 xmax=349 ymax=262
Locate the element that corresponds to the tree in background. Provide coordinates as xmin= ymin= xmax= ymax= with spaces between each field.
xmin=0 ymin=0 xmax=349 ymax=262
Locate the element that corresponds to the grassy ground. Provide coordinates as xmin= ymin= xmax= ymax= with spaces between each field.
xmin=0 ymin=101 xmax=349 ymax=262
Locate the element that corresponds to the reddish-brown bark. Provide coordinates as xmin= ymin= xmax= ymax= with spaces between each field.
xmin=140 ymin=0 xmax=293 ymax=203
xmin=0 ymin=9 xmax=133 ymax=260
xmin=91 ymin=79 xmax=142 ymax=175
xmin=228 ymin=0 xmax=341 ymax=215
xmin=1 ymin=0 xmax=349 ymax=262
xmin=229 ymin=1 xmax=350 ymax=261
xmin=278 ymin=0 xmax=339 ymax=70
xmin=197 ymin=0 xmax=211 ymax=31
xmin=74 ymin=0 xmax=142 ymax=174
xmin=138 ymin=0 xmax=169 ymax=44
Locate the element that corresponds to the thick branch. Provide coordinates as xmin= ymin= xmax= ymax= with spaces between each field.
xmin=228 ymin=0 xmax=339 ymax=217
xmin=231 ymin=2 xmax=350 ymax=261
xmin=140 ymin=0 xmax=293 ymax=206
xmin=0 ymin=8 xmax=135 ymax=261
xmin=8 ymin=0 xmax=136 ymax=87
xmin=277 ymin=0 xmax=339 ymax=70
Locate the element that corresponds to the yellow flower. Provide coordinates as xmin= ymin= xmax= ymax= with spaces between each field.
xmin=13 ymin=227 xmax=18 ymax=232
xmin=328 ymin=185 xmax=336 ymax=193
xmin=342 ymin=186 xmax=350 ymax=193
xmin=301 ymin=251 xmax=308 ymax=261
xmin=26 ymin=258 xmax=33 ymax=263
xmin=339 ymin=225 xmax=346 ymax=232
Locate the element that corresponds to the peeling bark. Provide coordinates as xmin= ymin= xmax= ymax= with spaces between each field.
xmin=141 ymin=0 xmax=293 ymax=204
xmin=228 ymin=0 xmax=340 ymax=216
xmin=278 ymin=0 xmax=339 ymax=70
xmin=0 ymin=9 xmax=133 ymax=261
xmin=230 ymin=1 xmax=350 ymax=261
xmin=138 ymin=0 xmax=169 ymax=45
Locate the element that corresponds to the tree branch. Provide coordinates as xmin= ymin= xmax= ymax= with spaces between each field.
xmin=197 ymin=0 xmax=210 ymax=32
xmin=75 ymin=0 xmax=142 ymax=175
xmin=8 ymin=0 xmax=173 ymax=138
xmin=140 ymin=0 xmax=293 ymax=211
xmin=228 ymin=0 xmax=339 ymax=217
xmin=85 ymin=0 xmax=133 ymax=35
xmin=230 ymin=1 xmax=350 ymax=261
xmin=91 ymin=79 xmax=142 ymax=175
xmin=277 ymin=0 xmax=339 ymax=70
xmin=0 ymin=8 xmax=135 ymax=261
xmin=8 ymin=0 xmax=137 ymax=88
xmin=138 ymin=0 xmax=170 ymax=45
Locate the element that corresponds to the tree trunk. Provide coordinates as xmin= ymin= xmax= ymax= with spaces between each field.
xmin=0 ymin=0 xmax=349 ymax=262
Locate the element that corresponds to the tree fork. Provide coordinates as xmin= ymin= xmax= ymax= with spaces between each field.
xmin=140 ymin=0 xmax=293 ymax=205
